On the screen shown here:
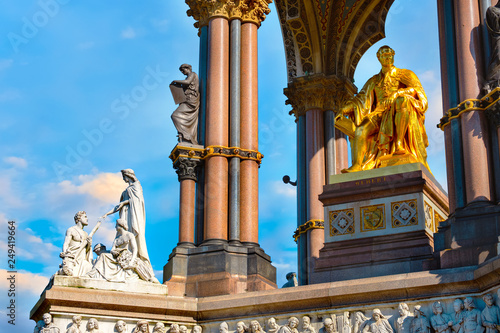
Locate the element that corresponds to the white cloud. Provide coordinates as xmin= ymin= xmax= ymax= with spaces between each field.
xmin=0 ymin=59 xmax=13 ymax=71
xmin=121 ymin=27 xmax=137 ymax=39
xmin=3 ymin=156 xmax=27 ymax=169
xmin=58 ymin=172 xmax=126 ymax=204
xmin=0 ymin=174 xmax=26 ymax=209
xmin=272 ymin=180 xmax=296 ymax=198
xmin=0 ymin=89 xmax=20 ymax=102
xmin=77 ymin=41 xmax=95 ymax=50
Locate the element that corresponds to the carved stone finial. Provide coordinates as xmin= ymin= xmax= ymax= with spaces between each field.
xmin=185 ymin=0 xmax=272 ymax=29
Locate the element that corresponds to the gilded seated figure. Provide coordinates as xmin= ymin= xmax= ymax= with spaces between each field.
xmin=336 ymin=45 xmax=429 ymax=173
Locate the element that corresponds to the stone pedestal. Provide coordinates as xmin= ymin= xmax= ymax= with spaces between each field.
xmin=163 ymin=243 xmax=276 ymax=297
xmin=312 ymin=163 xmax=449 ymax=283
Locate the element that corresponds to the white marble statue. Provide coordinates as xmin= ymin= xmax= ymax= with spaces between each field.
xmin=452 ymin=299 xmax=466 ymax=333
xmin=193 ymin=326 xmax=203 ymax=333
xmin=86 ymin=318 xmax=104 ymax=333
xmin=410 ymin=305 xmax=430 ymax=333
xmin=319 ymin=317 xmax=337 ymax=333
xmin=278 ymin=317 xmax=300 ymax=333
xmin=268 ymin=318 xmax=281 ymax=333
xmin=362 ymin=309 xmax=394 ymax=333
xmin=179 ymin=326 xmax=188 ymax=333
xmin=482 ymin=294 xmax=500 ymax=333
xmin=302 ymin=316 xmax=316 ymax=333
xmin=396 ymin=303 xmax=412 ymax=333
xmin=101 ymin=169 xmax=158 ymax=283
xmin=115 ymin=320 xmax=128 ymax=333
xmin=170 ymin=324 xmax=180 ymax=333
xmin=67 ymin=315 xmax=82 ymax=333
xmin=58 ymin=211 xmax=94 ymax=277
xmin=431 ymin=301 xmax=452 ymax=333
xmin=39 ymin=313 xmax=60 ymax=333
xmin=463 ymin=298 xmax=483 ymax=333
xmin=152 ymin=323 xmax=166 ymax=333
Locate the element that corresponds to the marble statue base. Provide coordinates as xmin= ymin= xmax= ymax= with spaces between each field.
xmin=163 ymin=243 xmax=277 ymax=297
xmin=313 ymin=163 xmax=449 ymax=283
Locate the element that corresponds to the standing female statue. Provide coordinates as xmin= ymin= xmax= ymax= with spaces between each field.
xmin=170 ymin=64 xmax=200 ymax=145
xmin=101 ymin=169 xmax=158 ymax=283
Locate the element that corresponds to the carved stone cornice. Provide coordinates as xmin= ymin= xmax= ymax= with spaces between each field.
xmin=284 ymin=74 xmax=357 ymax=118
xmin=174 ymin=157 xmax=202 ymax=182
xmin=185 ymin=0 xmax=272 ymax=29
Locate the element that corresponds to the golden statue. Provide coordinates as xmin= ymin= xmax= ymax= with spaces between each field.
xmin=335 ymin=45 xmax=430 ymax=173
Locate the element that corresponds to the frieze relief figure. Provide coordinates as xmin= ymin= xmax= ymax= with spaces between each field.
xmin=35 ymin=320 xmax=45 ymax=333
xmin=463 ymin=298 xmax=484 ymax=333
xmin=170 ymin=63 xmax=200 ymax=145
xmin=170 ymin=324 xmax=180 ymax=333
xmin=353 ymin=312 xmax=370 ymax=333
xmin=220 ymin=322 xmax=230 ymax=333
xmin=152 ymin=323 xmax=166 ymax=333
xmin=268 ymin=318 xmax=281 ymax=333
xmin=278 ymin=317 xmax=300 ymax=333
xmin=133 ymin=320 xmax=151 ymax=333
xmin=67 ymin=315 xmax=83 ymax=333
xmin=38 ymin=313 xmax=60 ymax=333
xmin=193 ymin=325 xmax=203 ymax=333
xmin=452 ymin=299 xmax=466 ymax=333
xmin=237 ymin=322 xmax=249 ymax=333
xmin=319 ymin=317 xmax=337 ymax=333
xmin=431 ymin=301 xmax=453 ymax=333
xmin=396 ymin=303 xmax=413 ymax=333
xmin=410 ymin=305 xmax=430 ymax=333
xmin=180 ymin=325 xmax=189 ymax=333
xmin=362 ymin=309 xmax=394 ymax=333
xmin=99 ymin=169 xmax=158 ymax=283
xmin=302 ymin=316 xmax=316 ymax=333
xmin=250 ymin=320 xmax=266 ymax=333
xmin=58 ymin=211 xmax=94 ymax=277
xmin=482 ymin=294 xmax=500 ymax=333
xmin=115 ymin=320 xmax=128 ymax=333
xmin=336 ymin=45 xmax=429 ymax=173
xmin=86 ymin=318 xmax=103 ymax=333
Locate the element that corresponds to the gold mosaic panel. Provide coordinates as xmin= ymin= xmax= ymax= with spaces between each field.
xmin=391 ymin=199 xmax=418 ymax=228
xmin=434 ymin=212 xmax=445 ymax=233
xmin=360 ymin=204 xmax=385 ymax=232
xmin=329 ymin=209 xmax=355 ymax=236
xmin=424 ymin=201 xmax=433 ymax=231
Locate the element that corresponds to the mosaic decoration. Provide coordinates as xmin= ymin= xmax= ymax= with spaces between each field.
xmin=329 ymin=209 xmax=355 ymax=236
xmin=424 ymin=202 xmax=433 ymax=231
xmin=360 ymin=204 xmax=385 ymax=232
xmin=391 ymin=199 xmax=418 ymax=228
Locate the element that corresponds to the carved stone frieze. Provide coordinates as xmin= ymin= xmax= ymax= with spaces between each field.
xmin=284 ymin=74 xmax=357 ymax=118
xmin=185 ymin=0 xmax=272 ymax=29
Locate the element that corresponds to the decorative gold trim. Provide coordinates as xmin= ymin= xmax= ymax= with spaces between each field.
xmin=438 ymin=87 xmax=500 ymax=129
xmin=185 ymin=0 xmax=272 ymax=29
xmin=169 ymin=144 xmax=264 ymax=165
xmin=329 ymin=209 xmax=355 ymax=236
xmin=293 ymin=219 xmax=324 ymax=242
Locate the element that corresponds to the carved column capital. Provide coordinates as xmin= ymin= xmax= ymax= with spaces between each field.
xmin=174 ymin=157 xmax=202 ymax=182
xmin=284 ymin=74 xmax=357 ymax=118
xmin=185 ymin=0 xmax=272 ymax=29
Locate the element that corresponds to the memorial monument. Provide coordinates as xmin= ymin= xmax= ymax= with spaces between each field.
xmin=30 ymin=1 xmax=500 ymax=333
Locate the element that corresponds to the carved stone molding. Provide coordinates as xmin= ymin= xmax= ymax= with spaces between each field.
xmin=284 ymin=74 xmax=357 ymax=118
xmin=174 ymin=157 xmax=202 ymax=182
xmin=185 ymin=0 xmax=272 ymax=29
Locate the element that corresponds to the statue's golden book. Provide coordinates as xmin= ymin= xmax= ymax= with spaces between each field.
xmin=334 ymin=115 xmax=356 ymax=138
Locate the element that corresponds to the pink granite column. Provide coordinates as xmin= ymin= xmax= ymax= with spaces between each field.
xmin=179 ymin=179 xmax=195 ymax=245
xmin=454 ymin=0 xmax=492 ymax=204
xmin=204 ymin=17 xmax=229 ymax=242
xmin=306 ymin=109 xmax=325 ymax=265
xmin=240 ymin=22 xmax=259 ymax=245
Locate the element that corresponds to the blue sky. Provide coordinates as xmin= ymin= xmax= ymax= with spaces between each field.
xmin=0 ymin=0 xmax=444 ymax=331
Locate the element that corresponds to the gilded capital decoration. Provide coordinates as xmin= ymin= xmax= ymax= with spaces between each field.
xmin=185 ymin=0 xmax=272 ymax=29
xmin=174 ymin=158 xmax=202 ymax=182
xmin=284 ymin=74 xmax=357 ymax=118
